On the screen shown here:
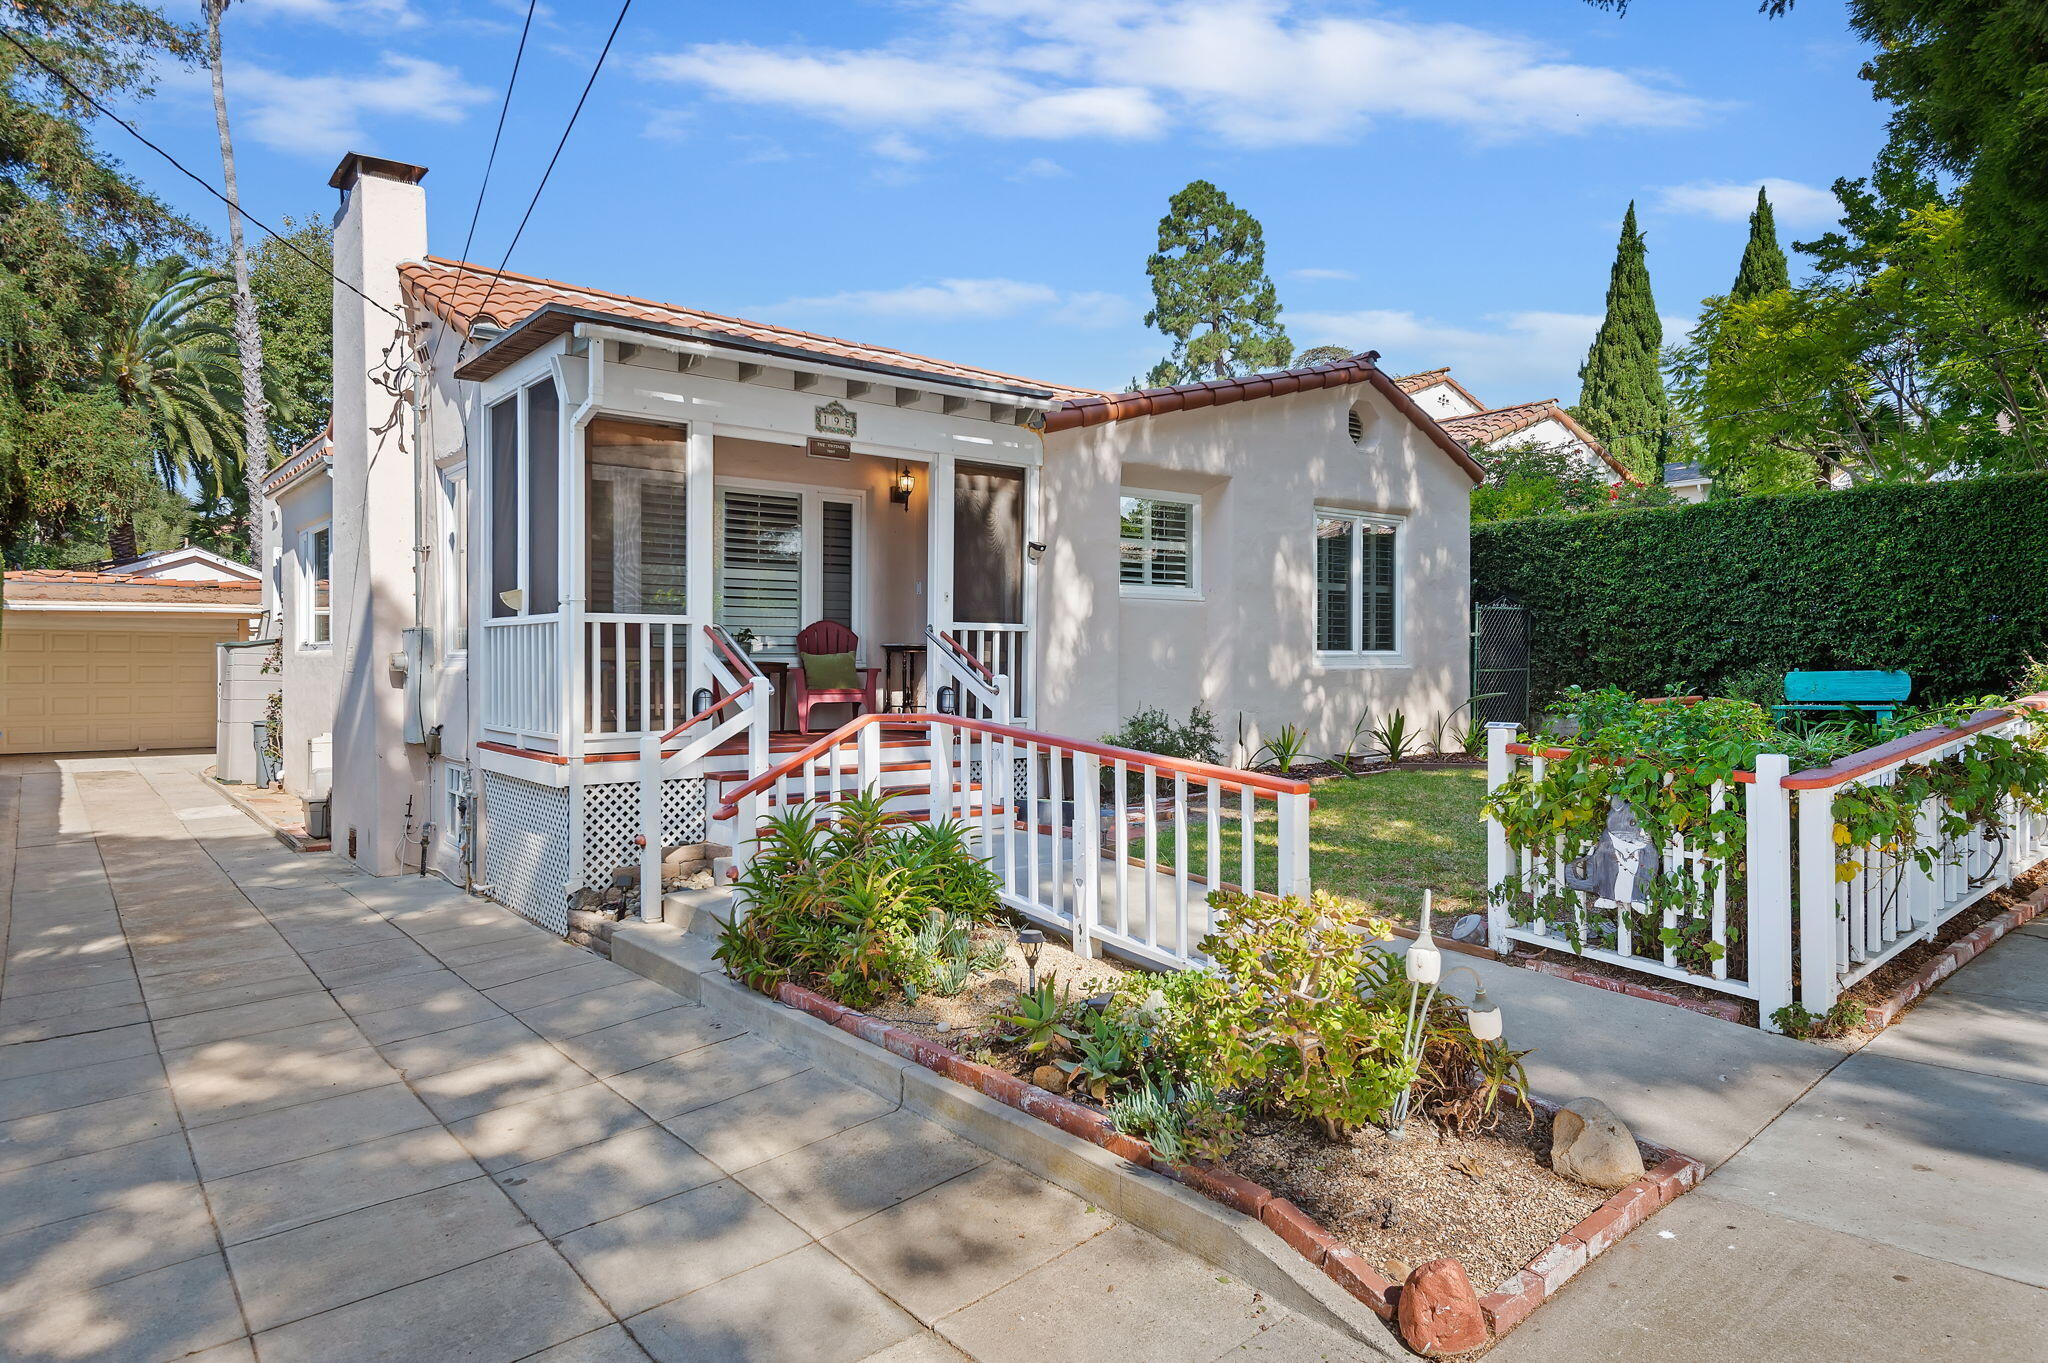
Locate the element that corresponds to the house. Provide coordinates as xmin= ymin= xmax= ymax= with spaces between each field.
xmin=2 ymin=559 xmax=261 ymax=756
xmin=268 ymin=151 xmax=1483 ymax=931
xmin=1661 ymin=460 xmax=1714 ymax=504
xmin=1393 ymin=367 xmax=1631 ymax=484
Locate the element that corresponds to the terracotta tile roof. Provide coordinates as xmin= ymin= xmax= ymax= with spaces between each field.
xmin=1439 ymin=399 xmax=1631 ymax=483
xmin=5 ymin=568 xmax=260 ymax=592
xmin=263 ymin=428 xmax=333 ymax=495
xmin=401 ymin=258 xmax=1106 ymax=399
xmin=1040 ymin=353 xmax=1487 ymax=484
xmin=1392 ymin=367 xmax=1451 ymax=394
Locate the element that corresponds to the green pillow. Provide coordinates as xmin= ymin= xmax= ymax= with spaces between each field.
xmin=800 ymin=650 xmax=859 ymax=691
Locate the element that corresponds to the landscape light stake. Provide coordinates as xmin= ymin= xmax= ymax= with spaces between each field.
xmin=1018 ymin=927 xmax=1045 ymax=993
xmin=1388 ymin=891 xmax=1505 ymax=1138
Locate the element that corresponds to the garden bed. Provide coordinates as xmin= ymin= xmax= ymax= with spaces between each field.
xmin=819 ymin=920 xmax=1656 ymax=1303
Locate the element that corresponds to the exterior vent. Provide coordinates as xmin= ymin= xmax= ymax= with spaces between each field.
xmin=1347 ymin=405 xmax=1366 ymax=445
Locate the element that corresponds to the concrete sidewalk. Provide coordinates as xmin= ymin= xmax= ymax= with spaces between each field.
xmin=1488 ymin=909 xmax=2048 ymax=1362
xmin=0 ymin=755 xmax=1390 ymax=1363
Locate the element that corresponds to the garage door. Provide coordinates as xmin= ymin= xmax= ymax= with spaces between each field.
xmin=1 ymin=614 xmax=247 ymax=754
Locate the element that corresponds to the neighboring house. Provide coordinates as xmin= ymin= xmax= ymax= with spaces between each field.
xmin=1662 ymin=460 xmax=1714 ymax=504
xmin=2 ymin=565 xmax=260 ymax=755
xmin=271 ymin=152 xmax=1482 ymax=923
xmin=265 ymin=427 xmax=338 ymax=799
xmin=1393 ymin=368 xmax=1631 ymax=485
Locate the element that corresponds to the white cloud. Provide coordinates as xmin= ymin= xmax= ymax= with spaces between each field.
xmin=773 ymin=277 xmax=1130 ymax=328
xmin=640 ymin=0 xmax=1708 ymax=150
xmin=871 ymin=133 xmax=928 ymax=164
xmin=1010 ymin=156 xmax=1069 ymax=181
xmin=1652 ymin=177 xmax=1839 ymax=227
xmin=1288 ymin=267 xmax=1356 ymax=282
xmin=228 ymin=53 xmax=492 ymax=157
xmin=238 ymin=0 xmax=423 ymax=28
xmin=1292 ymin=307 xmax=1695 ymax=405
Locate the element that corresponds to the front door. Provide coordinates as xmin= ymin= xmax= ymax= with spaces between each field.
xmin=713 ymin=481 xmax=862 ymax=658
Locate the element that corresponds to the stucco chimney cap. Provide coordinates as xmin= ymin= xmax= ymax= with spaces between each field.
xmin=329 ymin=152 xmax=430 ymax=191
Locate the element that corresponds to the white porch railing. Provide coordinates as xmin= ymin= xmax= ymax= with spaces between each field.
xmin=926 ymin=626 xmax=1014 ymax=725
xmin=1484 ymin=699 xmax=2048 ymax=1030
xmin=481 ymin=617 xmax=561 ymax=742
xmin=943 ymin=623 xmax=1028 ymax=721
xmin=709 ymin=712 xmax=1313 ymax=972
xmin=584 ymin=614 xmax=693 ymax=740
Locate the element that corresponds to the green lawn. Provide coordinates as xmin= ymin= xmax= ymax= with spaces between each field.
xmin=1151 ymin=766 xmax=1487 ymax=927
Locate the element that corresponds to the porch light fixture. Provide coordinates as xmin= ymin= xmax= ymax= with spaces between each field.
xmin=935 ymin=683 xmax=959 ymax=716
xmin=1018 ymin=927 xmax=1045 ymax=993
xmin=1026 ymin=541 xmax=1047 ymax=564
xmin=691 ymin=687 xmax=715 ymax=717
xmin=890 ymin=464 xmax=915 ymax=509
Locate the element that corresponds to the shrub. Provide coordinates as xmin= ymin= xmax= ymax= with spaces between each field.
xmin=1104 ymin=704 xmax=1222 ymax=765
xmin=715 ymin=790 xmax=1002 ymax=1009
xmin=1472 ymin=472 xmax=2048 ymax=705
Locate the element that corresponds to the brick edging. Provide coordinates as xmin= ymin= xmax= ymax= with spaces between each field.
xmin=1856 ymin=885 xmax=2048 ymax=1031
xmin=1510 ymin=953 xmax=1747 ymax=1024
xmin=768 ymin=979 xmax=1703 ymax=1345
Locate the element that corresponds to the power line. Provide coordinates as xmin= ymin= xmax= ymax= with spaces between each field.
xmin=468 ymin=0 xmax=632 ymax=330
xmin=457 ymin=0 xmax=537 ymax=271
xmin=0 ymin=23 xmax=409 ymax=328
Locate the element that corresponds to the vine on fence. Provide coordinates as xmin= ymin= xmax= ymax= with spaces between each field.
xmin=1482 ymin=687 xmax=2048 ymax=978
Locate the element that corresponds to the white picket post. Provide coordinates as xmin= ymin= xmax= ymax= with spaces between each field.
xmin=638 ymin=730 xmax=663 ymax=923
xmin=1274 ymin=789 xmax=1309 ymax=900
xmin=1074 ymin=753 xmax=1101 ymax=959
xmin=1796 ymin=782 xmax=1842 ymax=1011
xmin=1484 ymin=723 xmax=1516 ymax=953
xmin=856 ymin=721 xmax=881 ymax=800
xmin=1746 ymin=754 xmax=1793 ymax=1030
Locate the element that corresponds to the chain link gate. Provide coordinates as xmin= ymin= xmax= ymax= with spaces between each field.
xmin=1471 ymin=596 xmax=1529 ymax=727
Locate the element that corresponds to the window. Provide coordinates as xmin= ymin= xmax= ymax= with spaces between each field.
xmin=437 ymin=465 xmax=468 ymax=654
xmin=484 ymin=377 xmax=562 ymax=619
xmin=1118 ymin=492 xmax=1199 ymax=596
xmin=1314 ymin=510 xmax=1399 ymax=657
xmin=300 ymin=522 xmax=332 ymax=647
xmin=488 ymin=396 xmax=518 ymax=617
xmin=586 ymin=416 xmax=689 ymax=614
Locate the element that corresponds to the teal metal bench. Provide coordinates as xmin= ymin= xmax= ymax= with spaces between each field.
xmin=1771 ymin=669 xmax=1912 ymax=724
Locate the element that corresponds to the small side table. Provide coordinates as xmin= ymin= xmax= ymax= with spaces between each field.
xmin=880 ymin=643 xmax=927 ymax=714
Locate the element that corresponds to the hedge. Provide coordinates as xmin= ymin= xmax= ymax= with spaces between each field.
xmin=1471 ymin=472 xmax=2048 ymax=706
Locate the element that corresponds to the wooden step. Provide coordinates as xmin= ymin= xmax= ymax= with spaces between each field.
xmin=764 ymin=782 xmax=982 ymax=809
xmin=699 ymin=758 xmax=957 ymax=783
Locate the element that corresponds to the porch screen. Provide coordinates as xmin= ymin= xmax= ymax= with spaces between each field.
xmin=586 ymin=417 xmax=688 ymax=613
xmin=718 ymin=490 xmax=802 ymax=651
xmin=525 ymin=379 xmax=560 ymax=615
xmin=952 ymin=462 xmax=1024 ymax=624
xmin=488 ymin=396 xmax=518 ymax=618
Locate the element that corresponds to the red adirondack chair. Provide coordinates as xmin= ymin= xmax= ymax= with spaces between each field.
xmin=790 ymin=620 xmax=881 ymax=733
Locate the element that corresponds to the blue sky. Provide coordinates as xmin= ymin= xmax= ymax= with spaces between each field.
xmin=127 ymin=0 xmax=1885 ymax=402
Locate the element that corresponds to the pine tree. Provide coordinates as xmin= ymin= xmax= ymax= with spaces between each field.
xmin=1139 ymin=180 xmax=1291 ymax=388
xmin=1572 ymin=203 xmax=1671 ymax=481
xmin=1730 ymin=187 xmax=1790 ymax=300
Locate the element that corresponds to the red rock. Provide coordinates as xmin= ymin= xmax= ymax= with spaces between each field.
xmin=1397 ymin=1258 xmax=1488 ymax=1357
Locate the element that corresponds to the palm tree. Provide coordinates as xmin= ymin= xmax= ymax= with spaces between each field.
xmin=100 ymin=253 xmax=243 ymax=559
xmin=204 ymin=0 xmax=271 ymax=593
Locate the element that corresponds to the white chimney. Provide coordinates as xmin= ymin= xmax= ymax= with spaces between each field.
xmin=327 ymin=152 xmax=428 ymax=873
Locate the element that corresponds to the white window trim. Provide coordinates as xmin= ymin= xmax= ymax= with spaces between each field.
xmin=298 ymin=520 xmax=333 ymax=652
xmin=1118 ymin=489 xmax=1202 ymax=600
xmin=1313 ymin=507 xmax=1405 ymax=665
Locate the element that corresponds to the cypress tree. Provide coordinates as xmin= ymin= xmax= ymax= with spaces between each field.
xmin=1729 ymin=187 xmax=1790 ymax=300
xmin=1572 ymin=202 xmax=1671 ymax=481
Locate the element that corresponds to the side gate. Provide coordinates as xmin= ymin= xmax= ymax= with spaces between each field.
xmin=1471 ymin=596 xmax=1530 ymax=727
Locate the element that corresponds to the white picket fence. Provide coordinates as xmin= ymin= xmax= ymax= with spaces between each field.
xmin=1484 ymin=702 xmax=2048 ymax=1031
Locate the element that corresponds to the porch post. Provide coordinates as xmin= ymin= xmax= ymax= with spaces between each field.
xmin=557 ymin=350 xmax=590 ymax=901
xmin=926 ymin=449 xmax=954 ymax=697
xmin=1019 ymin=462 xmax=1041 ymax=725
xmin=686 ymin=420 xmax=716 ymax=705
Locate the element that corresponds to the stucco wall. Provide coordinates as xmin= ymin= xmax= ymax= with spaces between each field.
xmin=1037 ymin=383 xmax=1473 ymax=758
xmin=276 ymin=472 xmax=338 ymax=798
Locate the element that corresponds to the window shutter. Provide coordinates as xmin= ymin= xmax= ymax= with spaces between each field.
xmin=1315 ymin=517 xmax=1353 ymax=652
xmin=821 ymin=500 xmax=854 ymax=627
xmin=1364 ymin=524 xmax=1396 ymax=651
xmin=718 ymin=490 xmax=803 ymax=649
xmin=587 ymin=480 xmax=615 ymax=612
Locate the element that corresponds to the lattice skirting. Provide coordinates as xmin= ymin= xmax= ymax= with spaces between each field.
xmin=480 ymin=773 xmax=573 ymax=933
xmin=580 ymin=778 xmax=708 ymax=890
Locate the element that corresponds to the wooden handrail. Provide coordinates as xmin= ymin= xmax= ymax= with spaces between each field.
xmin=1782 ymin=695 xmax=2047 ymax=790
xmin=659 ymin=678 xmax=758 ymax=743
xmin=704 ymin=623 xmax=763 ymax=682
xmin=712 ymin=711 xmax=1314 ymax=821
xmin=1505 ymin=741 xmax=1760 ymax=785
xmin=929 ymin=627 xmax=997 ymax=685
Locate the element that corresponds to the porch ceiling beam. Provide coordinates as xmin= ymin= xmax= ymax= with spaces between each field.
xmin=569 ymin=320 xmax=1064 ymax=412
